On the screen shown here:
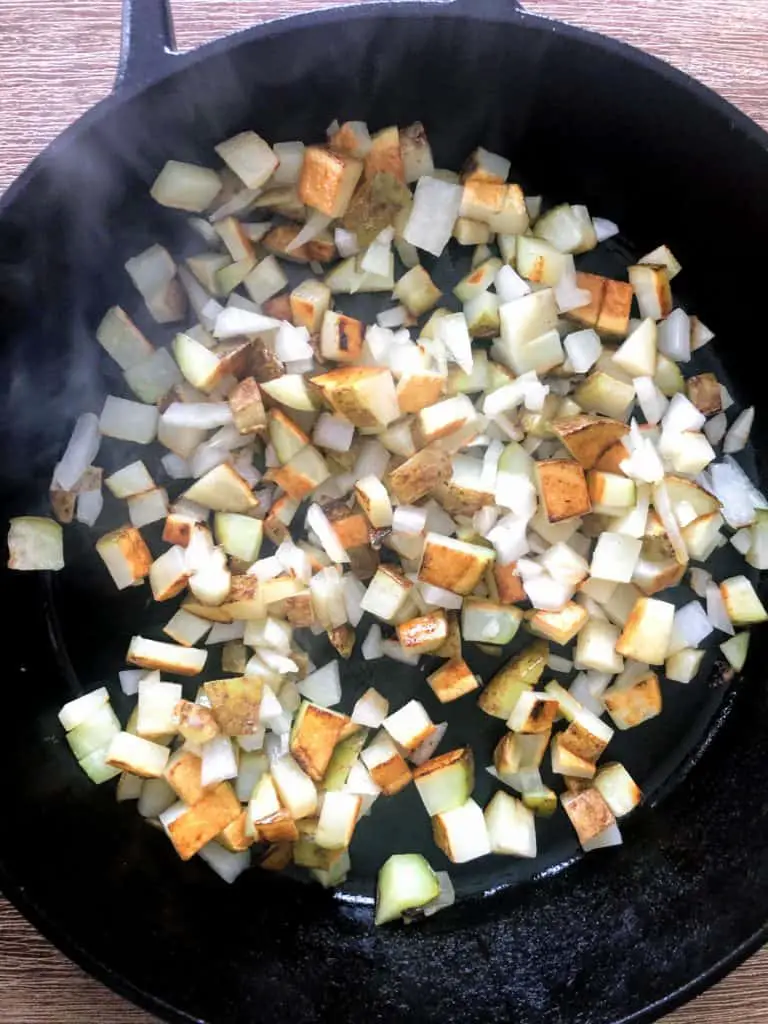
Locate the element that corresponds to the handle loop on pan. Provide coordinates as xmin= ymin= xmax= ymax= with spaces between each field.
xmin=116 ymin=0 xmax=177 ymax=91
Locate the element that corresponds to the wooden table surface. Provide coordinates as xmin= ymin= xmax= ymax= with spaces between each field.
xmin=0 ymin=0 xmax=767 ymax=1020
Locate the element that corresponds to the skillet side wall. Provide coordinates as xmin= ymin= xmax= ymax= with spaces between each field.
xmin=0 ymin=7 xmax=767 ymax=1024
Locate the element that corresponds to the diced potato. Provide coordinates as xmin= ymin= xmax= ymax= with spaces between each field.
xmin=397 ymin=610 xmax=449 ymax=654
xmin=461 ymin=597 xmax=523 ymax=645
xmin=388 ymin=448 xmax=453 ymax=505
xmin=494 ymin=562 xmax=527 ymax=605
xmin=215 ymin=131 xmax=277 ymax=189
xmin=65 ymin=703 xmax=121 ymax=761
xmin=164 ymin=750 xmax=207 ymax=805
xmin=561 ymin=788 xmax=616 ymax=845
xmin=127 ymin=636 xmax=207 ymax=676
xmin=415 ymin=395 xmax=475 ymax=448
xmin=183 ymin=464 xmax=257 ymax=514
xmin=427 ymin=657 xmax=478 ymax=703
xmin=418 ymin=532 xmax=494 ymax=596
xmin=204 ymin=677 xmax=263 ymax=735
xmin=604 ymin=669 xmax=663 ymax=728
xmin=315 ymin=791 xmax=362 ymax=850
xmin=551 ymin=734 xmax=596 ymax=779
xmin=559 ymin=708 xmax=614 ymax=762
xmin=353 ymin=475 xmax=393 ymax=529
xmin=496 ymin=288 xmax=559 ymax=372
xmin=272 ymin=753 xmax=319 ymax=820
xmin=596 ymin=279 xmax=633 ymax=337
xmin=227 ymin=378 xmax=266 ymax=436
xmin=320 ymin=310 xmax=364 ymax=364
xmin=289 ymin=701 xmax=348 ymax=781
xmin=96 ymin=525 xmax=152 ymax=590
xmin=394 ymin=265 xmax=442 ymax=316
xmin=616 ymin=596 xmax=675 ymax=664
xmin=567 ymin=272 xmax=605 ymax=328
xmin=105 ymin=732 xmax=170 ymax=779
xmin=477 ymin=639 xmax=549 ymax=720
xmin=484 ymin=791 xmax=536 ymax=858
xmin=537 ymin=460 xmax=591 ymax=523
xmin=587 ymin=470 xmax=636 ymax=513
xmin=270 ymin=445 xmax=330 ymax=500
xmin=453 ymin=217 xmax=492 ymax=245
xmin=312 ymin=366 xmax=400 ymax=428
xmin=59 ymin=687 xmax=110 ymax=732
xmin=551 ymin=414 xmax=628 ymax=470
xmin=97 ymin=306 xmax=154 ymax=370
xmin=516 ymin=235 xmax=570 ymax=286
xmin=575 ymin=618 xmax=624 ymax=674
xmin=172 ymin=332 xmax=222 ymax=393
xmin=575 ymin=370 xmax=635 ymax=420
xmin=290 ymin=279 xmax=332 ymax=334
xmin=137 ymin=679 xmax=182 ymax=739
xmin=382 ymin=700 xmax=435 ymax=753
xmin=298 ymin=145 xmax=364 ymax=218
xmin=612 ymin=318 xmax=657 ymax=378
xmin=150 ymin=160 xmax=222 ymax=212
xmin=413 ymin=747 xmax=474 ymax=817
xmin=175 ymin=700 xmax=219 ymax=745
xmin=680 ymin=512 xmax=724 ymax=561
xmin=507 ymin=691 xmax=559 ymax=734
xmin=591 ymin=763 xmax=642 ymax=819
xmin=686 ymin=373 xmax=722 ymax=416
xmin=374 ymin=853 xmax=440 ymax=926
xmin=432 ymin=798 xmax=491 ymax=863
xmin=527 ymin=602 xmax=588 ymax=645
xmin=629 ymin=264 xmax=672 ymax=320
xmin=167 ymin=782 xmax=241 ymax=860
xmin=329 ymin=120 xmax=372 ymax=158
xmin=360 ymin=730 xmax=413 ymax=795
xmin=720 ymin=575 xmax=768 ymax=625
xmin=262 ymin=224 xmax=336 ymax=265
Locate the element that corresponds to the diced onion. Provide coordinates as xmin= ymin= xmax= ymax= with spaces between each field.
xmin=362 ymin=624 xmax=383 ymax=660
xmin=723 ymin=406 xmax=754 ymax=454
xmin=706 ymin=580 xmax=735 ymax=636
xmin=297 ymin=661 xmax=342 ymax=707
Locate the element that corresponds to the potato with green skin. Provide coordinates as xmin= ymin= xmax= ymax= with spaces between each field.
xmin=477 ymin=639 xmax=549 ymax=720
xmin=375 ymin=853 xmax=440 ymax=926
xmin=413 ymin=747 xmax=474 ymax=817
xmin=322 ymin=729 xmax=368 ymax=791
xmin=290 ymin=701 xmax=349 ymax=782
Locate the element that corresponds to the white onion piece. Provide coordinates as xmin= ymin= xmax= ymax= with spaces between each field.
xmin=419 ymin=582 xmax=463 ymax=610
xmin=689 ymin=567 xmax=712 ymax=599
xmin=568 ymin=676 xmax=604 ymax=717
xmin=704 ymin=413 xmax=727 ymax=446
xmin=706 ymin=581 xmax=735 ymax=635
xmin=657 ymin=309 xmax=690 ymax=362
xmin=297 ymin=661 xmax=342 ymax=707
xmin=76 ymin=488 xmax=103 ymax=527
xmin=547 ymin=654 xmax=574 ymax=673
xmin=161 ymin=453 xmax=192 ymax=480
xmin=730 ymin=528 xmax=752 ymax=556
xmin=206 ymin=621 xmax=245 ymax=644
xmin=213 ymin=306 xmax=280 ymax=340
xmin=555 ymin=279 xmax=591 ymax=314
xmin=667 ymin=600 xmax=713 ymax=656
xmin=99 ymin=396 xmax=158 ymax=444
xmin=392 ymin=505 xmax=428 ymax=535
xmin=381 ymin=638 xmax=420 ymax=666
xmin=564 ymin=329 xmax=602 ymax=374
xmin=335 ymin=227 xmax=360 ymax=258
xmin=720 ymin=384 xmax=735 ymax=411
xmin=274 ymin=322 xmax=313 ymax=362
xmin=723 ymin=406 xmax=754 ymax=454
xmin=634 ymin=376 xmax=668 ymax=426
xmin=487 ymin=515 xmax=529 ymax=564
xmin=723 ymin=456 xmax=768 ymax=509
xmin=313 ymin=413 xmax=355 ymax=453
xmin=653 ymin=481 xmax=688 ymax=564
xmin=351 ymin=688 xmax=389 ymax=729
xmin=162 ymin=402 xmax=233 ymax=429
xmin=474 ymin=505 xmax=499 ymax=537
xmin=710 ymin=461 xmax=759 ymax=528
xmin=423 ymin=500 xmax=457 ymax=537
xmin=438 ymin=313 xmax=473 ymax=374
xmin=286 ymin=209 xmax=332 ymax=252
xmin=200 ymin=735 xmax=238 ymax=787
xmin=198 ymin=842 xmax=250 ymax=884
xmin=662 ymin=393 xmax=705 ymax=435
xmin=409 ymin=722 xmax=448 ymax=766
xmin=494 ymin=265 xmax=531 ymax=303
xmin=377 ymin=305 xmax=410 ymax=329
xmin=523 ymin=573 xmax=573 ymax=611
xmin=276 ymin=541 xmax=312 ymax=583
xmin=353 ymin=439 xmax=390 ymax=482
xmin=403 ymin=176 xmax=463 ymax=257
xmin=306 ymin=503 xmax=350 ymax=564
xmin=118 ymin=669 xmax=143 ymax=697
xmin=248 ymin=556 xmax=282 ymax=580
xmin=592 ymin=217 xmax=619 ymax=242
xmin=54 ymin=413 xmax=101 ymax=491
xmin=362 ymin=624 xmax=383 ymax=661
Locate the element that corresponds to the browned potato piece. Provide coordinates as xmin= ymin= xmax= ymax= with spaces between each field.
xmin=96 ymin=525 xmax=153 ymax=586
xmin=167 ymin=782 xmax=241 ymax=861
xmin=269 ymin=445 xmax=329 ymax=501
xmin=327 ymin=624 xmax=356 ymax=659
xmin=165 ymin=751 xmax=207 ymax=805
xmin=418 ymin=533 xmax=494 ymax=595
xmin=537 ymin=460 xmax=592 ymax=522
xmin=283 ymin=592 xmax=316 ymax=627
xmin=593 ymin=440 xmax=629 ymax=475
xmin=163 ymin=512 xmax=196 ymax=547
xmin=50 ymin=488 xmax=75 ymax=523
xmin=367 ymin=746 xmax=412 ymax=796
xmin=257 ymin=810 xmax=300 ymax=844
xmin=604 ymin=671 xmax=663 ymax=730
xmin=311 ymin=366 xmax=399 ymax=428
xmin=567 ymin=272 xmax=606 ymax=327
xmin=388 ymin=447 xmax=452 ymax=504
xmin=560 ymin=788 xmax=616 ymax=845
xmin=686 ymin=372 xmax=722 ymax=416
xmin=477 ymin=639 xmax=549 ymax=720
xmin=298 ymin=145 xmax=363 ymax=218
xmin=526 ymin=602 xmax=589 ymax=645
xmin=263 ymin=224 xmax=336 ymax=264
xmin=341 ymin=171 xmax=412 ymax=247
xmin=397 ymin=610 xmax=449 ymax=655
xmin=262 ymin=294 xmax=295 ymax=322
xmin=290 ymin=701 xmax=349 ymax=781
xmin=494 ymin=562 xmax=527 ymax=604
xmin=320 ymin=311 xmax=365 ymax=364
xmin=560 ymin=718 xmax=611 ymax=764
xmin=290 ymin=279 xmax=332 ymax=334
xmin=204 ymin=677 xmax=264 ymax=735
xmin=321 ymin=502 xmax=370 ymax=550
xmin=427 ymin=657 xmax=479 ymax=703
xmin=218 ymin=809 xmax=254 ymax=853
xmin=182 ymin=600 xmax=234 ymax=624
xmin=329 ymin=121 xmax=371 ymax=158
xmin=175 ymin=700 xmax=220 ymax=744
xmin=229 ymin=377 xmax=267 ymax=435
xmin=596 ymin=279 xmax=633 ymax=337
xmin=396 ymin=372 xmax=445 ymax=415
xmin=550 ymin=414 xmax=628 ymax=470
xmin=258 ymin=842 xmax=294 ymax=872
xmin=364 ymin=126 xmax=405 ymax=182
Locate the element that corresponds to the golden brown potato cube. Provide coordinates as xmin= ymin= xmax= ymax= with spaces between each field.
xmin=477 ymin=639 xmax=549 ymax=720
xmin=418 ymin=533 xmax=494 ymax=596
xmin=327 ymin=624 xmax=356 ymax=659
xmin=459 ymin=178 xmax=506 ymax=221
xmin=686 ymin=372 xmax=722 ymax=416
xmin=257 ymin=809 xmax=300 ymax=844
xmin=258 ymin=842 xmax=294 ymax=872
xmin=326 ymin=507 xmax=370 ymax=551
xmin=364 ymin=126 xmax=405 ymax=182
xmin=298 ymin=145 xmax=363 ymax=218
xmin=311 ymin=366 xmax=400 ymax=428
xmin=341 ymin=171 xmax=412 ymax=247
xmin=507 ymin=691 xmax=559 ymax=734
xmin=427 ymin=657 xmax=479 ymax=703
xmin=167 ymin=782 xmax=241 ymax=861
xmin=526 ymin=602 xmax=589 ymax=645
xmin=290 ymin=702 xmax=349 ymax=781
xmin=96 ymin=525 xmax=153 ymax=588
xmin=551 ymin=734 xmax=598 ymax=779
xmin=175 ymin=700 xmax=220 ymax=745
xmin=367 ymin=747 xmax=412 ymax=796
xmin=452 ymin=217 xmax=492 ymax=245
xmin=264 ymin=495 xmax=299 ymax=545
xmin=50 ymin=488 xmax=75 ymax=523
xmin=559 ymin=717 xmax=611 ymax=764
xmin=494 ymin=562 xmax=527 ymax=604
xmin=228 ymin=377 xmax=267 ymax=435
xmin=397 ymin=609 xmax=449 ymax=655
xmin=204 ymin=677 xmax=264 ymax=735
xmin=163 ymin=513 xmax=196 ymax=548
xmin=329 ymin=120 xmax=372 ymax=158
xmin=596 ymin=279 xmax=633 ymax=337
xmin=388 ymin=447 xmax=453 ymax=504
xmin=218 ymin=809 xmax=254 ymax=853
xmin=164 ymin=751 xmax=207 ymax=805
xmin=537 ymin=460 xmax=592 ymax=522
xmin=269 ymin=445 xmax=330 ymax=501
xmin=283 ymin=592 xmax=316 ymax=627
xmin=290 ymin=279 xmax=332 ymax=334
xmin=262 ymin=224 xmax=336 ymax=265
xmin=567 ymin=272 xmax=606 ymax=327
xmin=604 ymin=671 xmax=663 ymax=730
xmin=551 ymin=414 xmax=629 ymax=470
xmin=396 ymin=372 xmax=445 ymax=415
xmin=320 ymin=310 xmax=365 ymax=364
xmin=561 ymin=788 xmax=615 ymax=845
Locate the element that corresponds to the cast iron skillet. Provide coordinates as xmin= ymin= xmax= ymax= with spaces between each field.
xmin=0 ymin=1 xmax=767 ymax=1021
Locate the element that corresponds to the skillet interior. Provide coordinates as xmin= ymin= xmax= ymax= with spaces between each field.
xmin=0 ymin=3 xmax=767 ymax=1022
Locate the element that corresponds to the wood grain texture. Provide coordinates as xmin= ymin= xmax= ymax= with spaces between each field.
xmin=0 ymin=1 xmax=766 ymax=1021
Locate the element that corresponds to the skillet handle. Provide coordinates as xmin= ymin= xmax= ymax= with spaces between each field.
xmin=115 ymin=0 xmax=177 ymax=91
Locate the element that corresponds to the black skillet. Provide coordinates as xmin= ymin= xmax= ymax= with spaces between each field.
xmin=0 ymin=0 xmax=767 ymax=1021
